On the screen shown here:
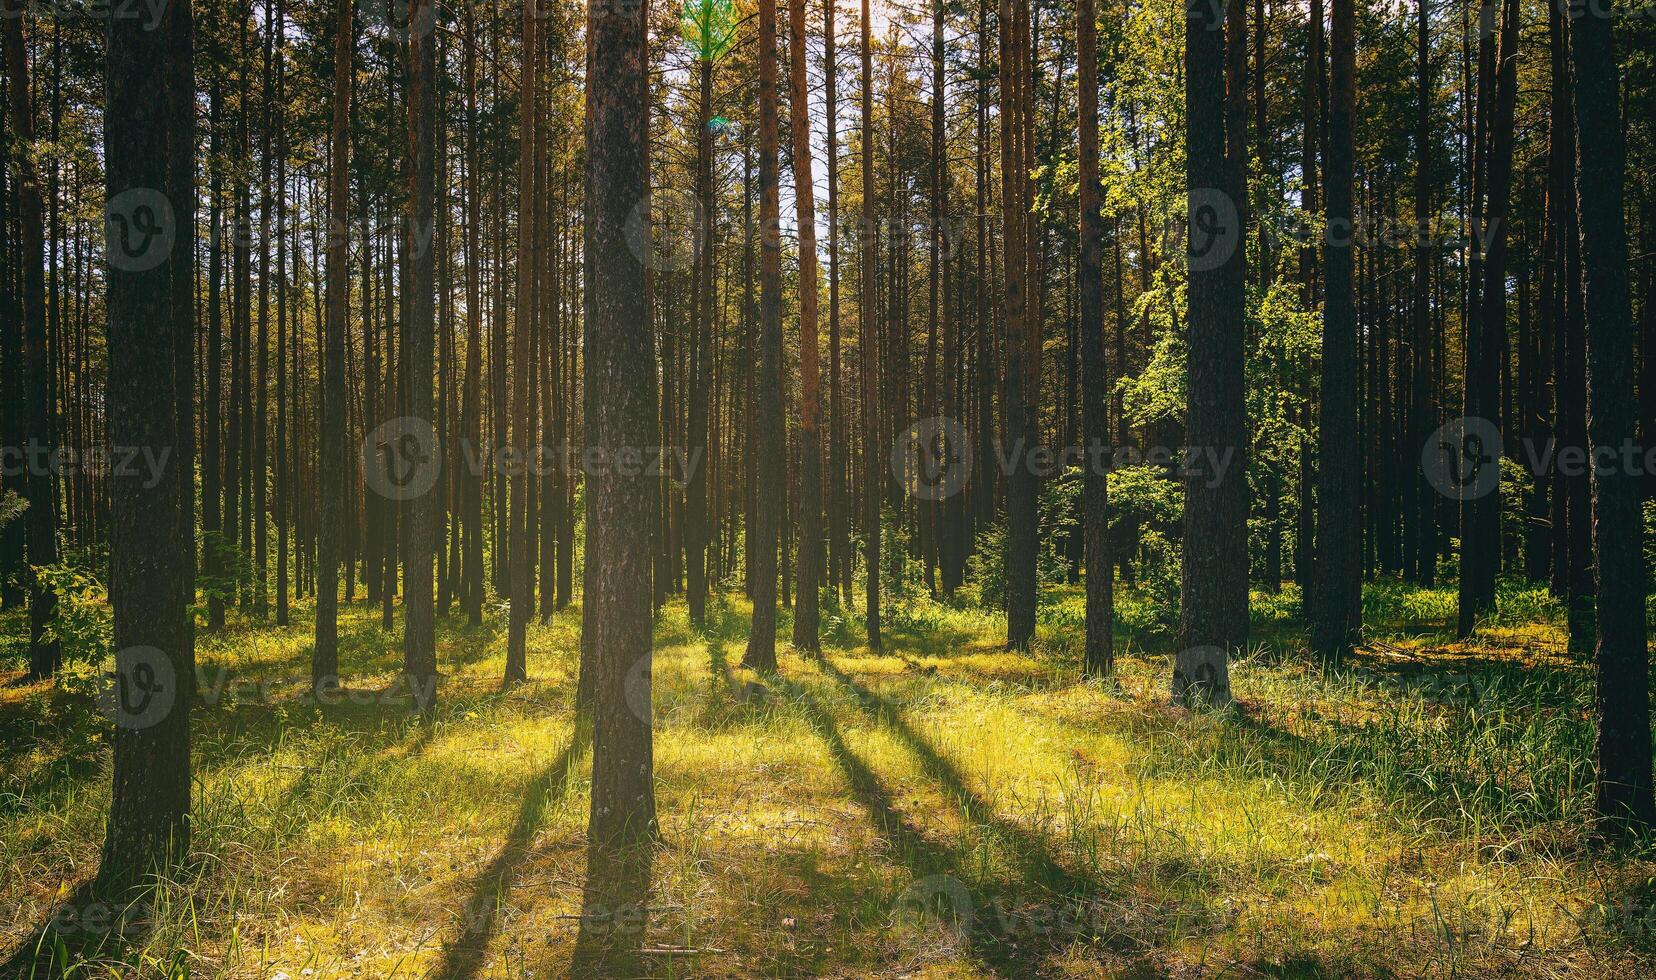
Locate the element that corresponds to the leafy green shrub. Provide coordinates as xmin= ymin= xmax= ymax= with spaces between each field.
xmin=35 ymin=562 xmax=112 ymax=668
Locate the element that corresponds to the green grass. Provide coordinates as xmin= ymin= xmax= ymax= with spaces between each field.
xmin=2 ymin=579 xmax=1655 ymax=977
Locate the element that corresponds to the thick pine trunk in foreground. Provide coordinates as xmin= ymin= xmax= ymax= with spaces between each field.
xmin=3 ymin=0 xmax=60 ymax=679
xmin=571 ymin=0 xmax=657 ymax=971
xmin=98 ymin=0 xmax=195 ymax=892
xmin=1569 ymin=0 xmax=1654 ymax=835
xmin=1177 ymin=0 xmax=1248 ymax=698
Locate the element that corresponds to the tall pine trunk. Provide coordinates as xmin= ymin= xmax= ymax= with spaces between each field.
xmin=1310 ymin=0 xmax=1360 ymax=663
xmin=402 ymin=0 xmax=438 ymax=704
xmin=506 ymin=0 xmax=539 ymax=684
xmin=1455 ymin=0 xmax=1518 ymax=637
xmin=314 ymin=0 xmax=352 ymax=691
xmin=1001 ymin=0 xmax=1039 ymax=651
xmin=3 ymin=0 xmax=60 ymax=678
xmin=1078 ymin=0 xmax=1112 ymax=678
xmin=859 ymin=0 xmax=881 ymax=650
xmin=572 ymin=0 xmax=657 ymax=969
xmin=1178 ymin=0 xmax=1249 ymax=697
xmin=686 ymin=52 xmax=714 ymax=628
xmin=97 ymin=0 xmax=195 ymax=891
xmin=789 ymin=0 xmax=823 ymax=651
xmin=743 ymin=0 xmax=784 ymax=671
xmin=1570 ymin=0 xmax=1655 ymax=834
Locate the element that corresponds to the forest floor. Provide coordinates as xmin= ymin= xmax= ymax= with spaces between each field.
xmin=2 ymin=580 xmax=1656 ymax=978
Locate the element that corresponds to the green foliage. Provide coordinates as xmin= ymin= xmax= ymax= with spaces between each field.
xmin=1132 ymin=529 xmax=1182 ymax=634
xmin=0 ymin=489 xmax=26 ymax=530
xmin=35 ymin=562 xmax=112 ymax=668
xmin=968 ymin=475 xmax=1088 ymax=610
xmin=680 ymin=0 xmax=738 ymax=62
xmin=199 ymin=530 xmax=249 ymax=612
xmin=1106 ymin=463 xmax=1182 ymax=538
xmin=967 ymin=522 xmax=1009 ymax=610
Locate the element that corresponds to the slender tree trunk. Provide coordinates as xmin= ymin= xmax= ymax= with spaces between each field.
xmin=1455 ymin=0 xmax=1518 ymax=637
xmin=403 ymin=0 xmax=438 ymax=705
xmin=1570 ymin=0 xmax=1654 ymax=834
xmin=686 ymin=53 xmax=715 ymax=627
xmin=506 ymin=0 xmax=539 ymax=684
xmin=789 ymin=0 xmax=823 ymax=651
xmin=744 ymin=0 xmax=784 ymax=672
xmin=253 ymin=0 xmax=274 ymax=620
xmin=1079 ymin=0 xmax=1112 ymax=677
xmin=1409 ymin=0 xmax=1434 ymax=585
xmin=1001 ymin=0 xmax=1039 ymax=651
xmin=859 ymin=0 xmax=881 ymax=651
xmin=205 ymin=80 xmax=225 ymax=632
xmin=3 ymin=0 xmax=60 ymax=678
xmin=314 ymin=0 xmax=352 ymax=689
xmin=462 ymin=2 xmax=484 ymax=626
xmin=1310 ymin=0 xmax=1360 ymax=662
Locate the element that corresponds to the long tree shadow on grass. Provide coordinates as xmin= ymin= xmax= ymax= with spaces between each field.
xmin=427 ymin=717 xmax=591 ymax=980
xmin=777 ymin=661 xmax=1195 ymax=976
xmin=806 ymin=651 xmax=1132 ymax=901
xmin=774 ymin=675 xmax=1031 ymax=978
